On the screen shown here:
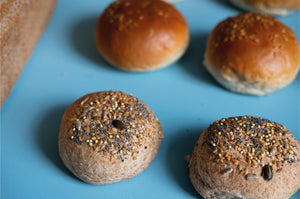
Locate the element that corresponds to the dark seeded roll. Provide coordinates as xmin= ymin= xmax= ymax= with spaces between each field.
xmin=189 ymin=116 xmax=300 ymax=199
xmin=59 ymin=91 xmax=163 ymax=184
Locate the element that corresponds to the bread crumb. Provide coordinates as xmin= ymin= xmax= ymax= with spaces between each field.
xmin=185 ymin=155 xmax=191 ymax=162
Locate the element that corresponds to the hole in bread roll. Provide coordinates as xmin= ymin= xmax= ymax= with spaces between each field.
xmin=112 ymin=119 xmax=125 ymax=130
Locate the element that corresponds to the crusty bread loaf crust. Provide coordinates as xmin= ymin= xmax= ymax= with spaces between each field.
xmin=204 ymin=13 xmax=300 ymax=95
xmin=95 ymin=0 xmax=189 ymax=72
xmin=189 ymin=116 xmax=300 ymax=199
xmin=59 ymin=91 xmax=163 ymax=184
xmin=0 ymin=0 xmax=56 ymax=107
xmin=229 ymin=0 xmax=300 ymax=16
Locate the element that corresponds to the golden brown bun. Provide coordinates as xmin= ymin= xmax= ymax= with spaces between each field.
xmin=59 ymin=91 xmax=163 ymax=184
xmin=204 ymin=13 xmax=300 ymax=95
xmin=189 ymin=116 xmax=300 ymax=199
xmin=229 ymin=0 xmax=300 ymax=16
xmin=95 ymin=0 xmax=189 ymax=72
xmin=0 ymin=0 xmax=56 ymax=107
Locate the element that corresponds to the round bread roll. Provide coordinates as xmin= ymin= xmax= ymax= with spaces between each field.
xmin=204 ymin=13 xmax=300 ymax=95
xmin=58 ymin=91 xmax=163 ymax=184
xmin=189 ymin=115 xmax=300 ymax=199
xmin=95 ymin=0 xmax=189 ymax=72
xmin=229 ymin=0 xmax=300 ymax=16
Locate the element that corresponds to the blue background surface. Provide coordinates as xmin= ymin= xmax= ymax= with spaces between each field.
xmin=1 ymin=0 xmax=299 ymax=198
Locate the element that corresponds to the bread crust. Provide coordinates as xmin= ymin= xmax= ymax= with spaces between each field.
xmin=229 ymin=0 xmax=300 ymax=16
xmin=189 ymin=116 xmax=300 ymax=199
xmin=59 ymin=91 xmax=163 ymax=184
xmin=204 ymin=13 xmax=300 ymax=95
xmin=95 ymin=0 xmax=189 ymax=72
xmin=0 ymin=0 xmax=56 ymax=107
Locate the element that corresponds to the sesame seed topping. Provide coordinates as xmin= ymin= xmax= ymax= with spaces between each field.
xmin=205 ymin=116 xmax=299 ymax=173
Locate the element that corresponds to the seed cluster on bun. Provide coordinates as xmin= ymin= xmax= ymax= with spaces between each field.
xmin=59 ymin=91 xmax=163 ymax=184
xmin=229 ymin=0 xmax=300 ymax=16
xmin=95 ymin=0 xmax=189 ymax=72
xmin=189 ymin=116 xmax=300 ymax=199
xmin=204 ymin=116 xmax=298 ymax=169
xmin=204 ymin=13 xmax=300 ymax=95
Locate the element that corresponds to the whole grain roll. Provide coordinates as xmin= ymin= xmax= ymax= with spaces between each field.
xmin=204 ymin=13 xmax=300 ymax=95
xmin=59 ymin=91 xmax=163 ymax=184
xmin=189 ymin=116 xmax=300 ymax=199
xmin=229 ymin=0 xmax=300 ymax=16
xmin=95 ymin=0 xmax=189 ymax=72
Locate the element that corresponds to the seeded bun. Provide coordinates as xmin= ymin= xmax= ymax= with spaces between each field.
xmin=229 ymin=0 xmax=300 ymax=16
xmin=188 ymin=116 xmax=300 ymax=199
xmin=58 ymin=91 xmax=163 ymax=184
xmin=95 ymin=0 xmax=189 ymax=72
xmin=204 ymin=13 xmax=300 ymax=95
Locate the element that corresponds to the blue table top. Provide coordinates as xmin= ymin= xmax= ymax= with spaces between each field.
xmin=1 ymin=0 xmax=299 ymax=198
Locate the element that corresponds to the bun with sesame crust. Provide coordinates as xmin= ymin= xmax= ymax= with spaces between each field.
xmin=95 ymin=0 xmax=189 ymax=72
xmin=203 ymin=13 xmax=300 ymax=95
xmin=188 ymin=116 xmax=300 ymax=199
xmin=229 ymin=0 xmax=299 ymax=16
xmin=58 ymin=91 xmax=163 ymax=184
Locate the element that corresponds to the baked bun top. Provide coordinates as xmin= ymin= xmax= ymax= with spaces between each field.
xmin=64 ymin=91 xmax=163 ymax=162
xmin=243 ymin=0 xmax=299 ymax=10
xmin=95 ymin=0 xmax=189 ymax=72
xmin=202 ymin=116 xmax=299 ymax=170
xmin=190 ymin=115 xmax=300 ymax=198
xmin=205 ymin=13 xmax=300 ymax=88
xmin=230 ymin=0 xmax=300 ymax=16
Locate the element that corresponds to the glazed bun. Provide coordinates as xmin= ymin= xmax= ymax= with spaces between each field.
xmin=204 ymin=13 xmax=300 ymax=95
xmin=59 ymin=91 xmax=163 ymax=184
xmin=95 ymin=0 xmax=189 ymax=72
xmin=189 ymin=115 xmax=300 ymax=199
xmin=229 ymin=0 xmax=300 ymax=16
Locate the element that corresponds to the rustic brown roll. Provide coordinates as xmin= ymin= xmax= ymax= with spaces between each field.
xmin=95 ymin=0 xmax=189 ymax=72
xmin=0 ymin=0 xmax=56 ymax=107
xmin=204 ymin=13 xmax=300 ymax=95
xmin=229 ymin=0 xmax=300 ymax=16
xmin=59 ymin=91 xmax=163 ymax=184
xmin=188 ymin=116 xmax=300 ymax=199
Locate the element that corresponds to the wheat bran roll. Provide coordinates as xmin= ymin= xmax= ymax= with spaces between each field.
xmin=189 ymin=116 xmax=300 ymax=199
xmin=229 ymin=0 xmax=300 ymax=16
xmin=203 ymin=13 xmax=300 ymax=95
xmin=95 ymin=0 xmax=189 ymax=72
xmin=59 ymin=91 xmax=163 ymax=184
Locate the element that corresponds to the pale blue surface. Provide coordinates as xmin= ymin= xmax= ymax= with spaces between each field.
xmin=1 ymin=0 xmax=299 ymax=198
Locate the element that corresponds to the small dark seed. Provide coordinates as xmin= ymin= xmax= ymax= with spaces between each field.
xmin=112 ymin=120 xmax=125 ymax=130
xmin=262 ymin=165 xmax=273 ymax=181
